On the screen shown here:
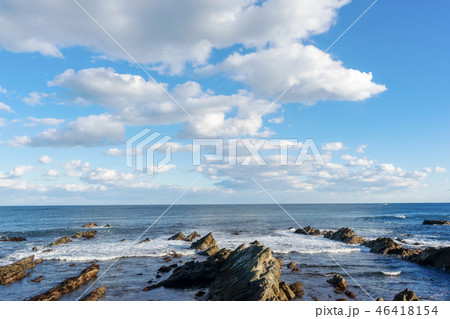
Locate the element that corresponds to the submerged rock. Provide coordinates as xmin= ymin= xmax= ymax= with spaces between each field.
xmin=287 ymin=261 xmax=297 ymax=269
xmin=423 ymin=220 xmax=450 ymax=225
xmin=0 ymin=256 xmax=43 ymax=285
xmin=185 ymin=231 xmax=201 ymax=242
xmin=2 ymin=236 xmax=27 ymax=242
xmin=295 ymin=226 xmax=324 ymax=236
xmin=393 ymin=288 xmax=419 ymax=301
xmin=29 ymin=264 xmax=100 ymax=301
xmin=72 ymin=231 xmax=96 ymax=239
xmin=80 ymin=286 xmax=106 ymax=301
xmin=50 ymin=236 xmax=72 ymax=246
xmin=31 ymin=276 xmax=43 ymax=283
xmin=327 ymin=274 xmax=348 ymax=291
xmin=138 ymin=237 xmax=150 ymax=244
xmin=324 ymin=228 xmax=364 ymax=244
xmin=168 ymin=232 xmax=186 ymax=240
xmin=191 ymin=233 xmax=216 ymax=251
xmin=146 ymin=244 xmax=292 ymax=300
xmin=289 ymin=282 xmax=304 ymax=297
xmin=82 ymin=223 xmax=98 ymax=228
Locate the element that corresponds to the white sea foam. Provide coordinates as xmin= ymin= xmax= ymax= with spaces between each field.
xmin=394 ymin=215 xmax=406 ymax=219
xmin=381 ymin=271 xmax=401 ymax=276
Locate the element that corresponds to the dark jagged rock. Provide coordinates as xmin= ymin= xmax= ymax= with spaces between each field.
xmin=250 ymin=240 xmax=260 ymax=246
xmin=336 ymin=298 xmax=348 ymax=301
xmin=233 ymin=230 xmax=243 ymax=235
xmin=29 ymin=264 xmax=100 ymax=301
xmin=423 ymin=220 xmax=450 ymax=225
xmin=50 ymin=236 xmax=72 ymax=246
xmin=325 ymin=228 xmax=364 ymax=244
xmin=191 ymin=233 xmax=216 ymax=251
xmin=163 ymin=256 xmax=172 ymax=263
xmin=31 ymin=276 xmax=43 ymax=283
xmin=146 ymin=244 xmax=291 ymax=300
xmin=345 ymin=290 xmax=356 ymax=299
xmin=364 ymin=237 xmax=418 ymax=256
xmin=32 ymin=246 xmax=38 ymax=251
xmin=327 ymin=274 xmax=348 ymax=291
xmin=291 ymin=267 xmax=300 ymax=273
xmin=0 ymin=256 xmax=43 ymax=285
xmin=295 ymin=226 xmax=325 ymax=236
xmin=195 ymin=291 xmax=206 ymax=297
xmin=72 ymin=230 xmax=96 ymax=239
xmin=406 ymin=247 xmax=450 ymax=271
xmin=82 ymin=223 xmax=98 ymax=228
xmin=43 ymin=249 xmax=53 ymax=253
xmin=185 ymin=231 xmax=201 ymax=242
xmin=2 ymin=236 xmax=27 ymax=242
xmin=198 ymin=245 xmax=219 ymax=256
xmin=376 ymin=297 xmax=384 ymax=301
xmin=80 ymin=286 xmax=106 ymax=301
xmin=393 ymin=288 xmax=419 ymax=301
xmin=287 ymin=261 xmax=297 ymax=269
xmin=104 ymin=224 xmax=111 ymax=228
xmin=168 ymin=232 xmax=186 ymax=240
xmin=138 ymin=237 xmax=150 ymax=244
xmin=69 ymin=263 xmax=76 ymax=267
xmin=396 ymin=238 xmax=407 ymax=244
xmin=158 ymin=264 xmax=178 ymax=273
xmin=289 ymin=282 xmax=304 ymax=297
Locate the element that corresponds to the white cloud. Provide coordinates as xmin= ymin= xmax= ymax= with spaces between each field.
xmin=62 ymin=160 xmax=91 ymax=177
xmin=104 ymin=148 xmax=124 ymax=156
xmin=322 ymin=142 xmax=344 ymax=151
xmin=0 ymin=85 xmax=6 ymax=93
xmin=8 ymin=165 xmax=34 ymax=177
xmin=83 ymin=168 xmax=134 ymax=182
xmin=22 ymin=92 xmax=48 ymax=106
xmin=268 ymin=116 xmax=284 ymax=124
xmin=26 ymin=117 xmax=65 ymax=126
xmin=0 ymin=102 xmax=13 ymax=112
xmin=0 ymin=0 xmax=351 ymax=74
xmin=356 ymin=144 xmax=368 ymax=153
xmin=48 ymin=67 xmax=278 ymax=138
xmin=44 ymin=169 xmax=59 ymax=177
xmin=423 ymin=167 xmax=432 ymax=173
xmin=435 ymin=166 xmax=447 ymax=173
xmin=38 ymin=155 xmax=53 ymax=164
xmin=13 ymin=113 xmax=124 ymax=147
xmin=211 ymin=42 xmax=386 ymax=103
xmin=0 ymin=118 xmax=5 ymax=127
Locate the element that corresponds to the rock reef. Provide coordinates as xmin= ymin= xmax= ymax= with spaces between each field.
xmin=0 ymin=255 xmax=43 ymax=285
xmin=80 ymin=286 xmax=106 ymax=301
xmin=29 ymin=264 xmax=99 ymax=301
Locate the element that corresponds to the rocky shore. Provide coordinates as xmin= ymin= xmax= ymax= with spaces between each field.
xmin=1 ymin=219 xmax=448 ymax=301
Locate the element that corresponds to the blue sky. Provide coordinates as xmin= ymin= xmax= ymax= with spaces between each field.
xmin=0 ymin=0 xmax=448 ymax=205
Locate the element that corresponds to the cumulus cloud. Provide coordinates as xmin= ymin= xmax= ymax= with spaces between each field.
xmin=356 ymin=144 xmax=368 ymax=153
xmin=12 ymin=113 xmax=124 ymax=147
xmin=44 ymin=169 xmax=59 ymax=177
xmin=0 ymin=102 xmax=13 ymax=112
xmin=38 ymin=155 xmax=53 ymax=164
xmin=322 ymin=142 xmax=344 ymax=151
xmin=0 ymin=0 xmax=351 ymax=74
xmin=48 ymin=67 xmax=278 ymax=138
xmin=435 ymin=166 xmax=447 ymax=173
xmin=210 ymin=43 xmax=386 ymax=103
xmin=8 ymin=165 xmax=34 ymax=177
xmin=22 ymin=92 xmax=48 ymax=106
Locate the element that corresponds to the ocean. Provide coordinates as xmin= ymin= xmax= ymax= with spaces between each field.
xmin=0 ymin=203 xmax=449 ymax=301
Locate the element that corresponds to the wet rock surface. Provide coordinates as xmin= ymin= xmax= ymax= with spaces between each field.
xmin=80 ymin=286 xmax=106 ymax=301
xmin=29 ymin=264 xmax=100 ymax=301
xmin=72 ymin=231 xmax=96 ymax=239
xmin=393 ymin=288 xmax=419 ymax=301
xmin=363 ymin=237 xmax=419 ymax=256
xmin=295 ymin=226 xmax=325 ymax=236
xmin=82 ymin=223 xmax=98 ymax=228
xmin=185 ymin=231 xmax=201 ymax=242
xmin=327 ymin=274 xmax=348 ymax=291
xmin=0 ymin=255 xmax=43 ymax=285
xmin=423 ymin=220 xmax=450 ymax=225
xmin=50 ymin=236 xmax=72 ymax=246
xmin=2 ymin=236 xmax=27 ymax=242
xmin=406 ymin=247 xmax=450 ymax=271
xmin=324 ymin=228 xmax=364 ymax=244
